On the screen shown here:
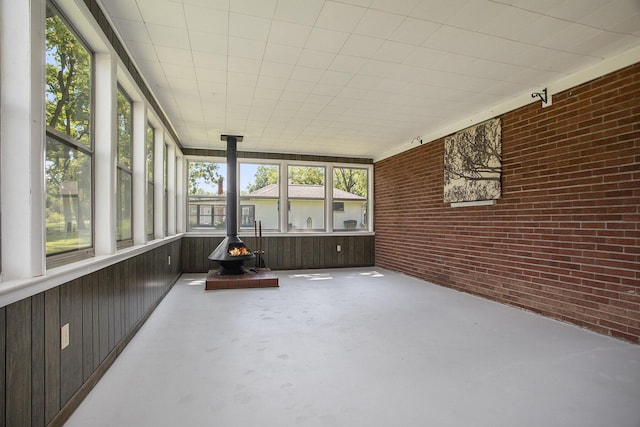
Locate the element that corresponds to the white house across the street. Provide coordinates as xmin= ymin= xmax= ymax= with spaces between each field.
xmin=189 ymin=184 xmax=367 ymax=232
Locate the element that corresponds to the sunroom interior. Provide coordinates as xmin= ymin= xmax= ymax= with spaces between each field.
xmin=1 ymin=0 xmax=639 ymax=425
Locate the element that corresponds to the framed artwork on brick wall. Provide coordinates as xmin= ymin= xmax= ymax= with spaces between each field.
xmin=443 ymin=118 xmax=502 ymax=203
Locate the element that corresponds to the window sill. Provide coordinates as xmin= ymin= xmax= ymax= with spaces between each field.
xmin=184 ymin=230 xmax=376 ymax=239
xmin=185 ymin=231 xmax=375 ymax=238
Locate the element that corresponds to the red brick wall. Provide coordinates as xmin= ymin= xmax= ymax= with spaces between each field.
xmin=374 ymin=63 xmax=640 ymax=343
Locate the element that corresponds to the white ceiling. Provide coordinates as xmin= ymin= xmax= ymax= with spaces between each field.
xmin=98 ymin=0 xmax=640 ymax=159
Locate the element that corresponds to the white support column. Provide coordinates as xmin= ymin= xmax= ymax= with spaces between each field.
xmin=175 ymin=155 xmax=186 ymax=233
xmin=132 ymin=102 xmax=147 ymax=245
xmin=0 ymin=0 xmax=46 ymax=279
xmin=167 ymin=144 xmax=177 ymax=236
xmin=153 ymin=128 xmax=165 ymax=239
xmin=93 ymin=53 xmax=117 ymax=255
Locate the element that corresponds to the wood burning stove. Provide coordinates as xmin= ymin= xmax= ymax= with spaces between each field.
xmin=207 ymin=135 xmax=254 ymax=275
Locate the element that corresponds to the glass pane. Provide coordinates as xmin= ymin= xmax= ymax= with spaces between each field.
xmin=147 ymin=183 xmax=154 ymax=237
xmin=189 ymin=204 xmax=197 ymax=229
xmin=163 ymin=144 xmax=168 ymax=235
xmin=199 ymin=210 xmax=212 ymax=225
xmin=187 ymin=161 xmax=226 ymax=230
xmin=146 ymin=125 xmax=154 ymax=181
xmin=188 ymin=161 xmax=226 ymax=195
xmin=45 ymin=136 xmax=92 ymax=254
xmin=116 ymin=89 xmax=132 ymax=169
xmin=332 ymin=167 xmax=368 ymax=231
xmin=45 ymin=6 xmax=92 ymax=146
xmin=213 ymin=205 xmax=226 ymax=228
xmin=116 ymin=169 xmax=132 ymax=241
xmin=287 ymin=165 xmax=325 ymax=231
xmin=240 ymin=205 xmax=255 ymax=228
xmin=240 ymin=163 xmax=279 ymax=231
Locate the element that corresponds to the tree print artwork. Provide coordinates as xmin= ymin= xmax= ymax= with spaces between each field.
xmin=444 ymin=118 xmax=502 ymax=203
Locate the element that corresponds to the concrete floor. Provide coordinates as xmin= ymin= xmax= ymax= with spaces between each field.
xmin=65 ymin=267 xmax=640 ymax=427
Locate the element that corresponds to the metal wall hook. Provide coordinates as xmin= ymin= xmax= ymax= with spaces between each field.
xmin=531 ymin=88 xmax=551 ymax=107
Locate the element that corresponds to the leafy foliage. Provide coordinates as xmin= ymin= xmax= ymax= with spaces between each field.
xmin=289 ymin=166 xmax=325 ymax=185
xmin=117 ymin=89 xmax=132 ymax=168
xmin=189 ymin=162 xmax=222 ymax=195
xmin=244 ymin=165 xmax=367 ymax=197
xmin=45 ymin=8 xmax=91 ymax=144
xmin=147 ymin=126 xmax=154 ymax=181
xmin=245 ymin=165 xmax=279 ymax=193
xmin=45 ymin=6 xmax=93 ymax=254
xmin=333 ymin=168 xmax=367 ymax=197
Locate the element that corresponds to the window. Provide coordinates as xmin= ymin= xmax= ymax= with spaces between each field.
xmin=163 ymin=143 xmax=168 ymax=236
xmin=116 ymin=87 xmax=133 ymax=246
xmin=240 ymin=205 xmax=255 ymax=228
xmin=240 ymin=163 xmax=279 ymax=231
xmin=186 ymin=158 xmax=372 ymax=234
xmin=146 ymin=124 xmax=154 ymax=239
xmin=187 ymin=160 xmax=226 ymax=230
xmin=332 ymin=167 xmax=368 ymax=231
xmin=45 ymin=3 xmax=93 ymax=261
xmin=189 ymin=204 xmax=226 ymax=227
xmin=288 ymin=165 xmax=325 ymax=231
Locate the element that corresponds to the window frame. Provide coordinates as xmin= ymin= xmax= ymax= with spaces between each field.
xmin=287 ymin=164 xmax=326 ymax=232
xmin=331 ymin=165 xmax=369 ymax=232
xmin=186 ymin=156 xmax=373 ymax=235
xmin=186 ymin=159 xmax=227 ymax=231
xmin=146 ymin=123 xmax=155 ymax=240
xmin=163 ymin=143 xmax=168 ymax=236
xmin=116 ymin=85 xmax=133 ymax=248
xmin=44 ymin=2 xmax=96 ymax=267
xmin=239 ymin=162 xmax=280 ymax=232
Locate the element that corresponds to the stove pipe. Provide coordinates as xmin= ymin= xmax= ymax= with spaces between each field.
xmin=225 ymin=135 xmax=239 ymax=238
xmin=207 ymin=135 xmax=254 ymax=274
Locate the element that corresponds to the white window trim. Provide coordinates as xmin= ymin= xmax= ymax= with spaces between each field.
xmin=1 ymin=0 xmax=183 ymax=300
xmin=185 ymin=156 xmax=373 ymax=236
xmin=95 ymin=52 xmax=117 ymax=255
xmin=153 ymin=127 xmax=165 ymax=240
xmin=0 ymin=0 xmax=47 ymax=279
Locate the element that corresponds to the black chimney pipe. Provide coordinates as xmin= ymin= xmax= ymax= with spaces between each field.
xmin=224 ymin=135 xmax=239 ymax=237
xmin=207 ymin=135 xmax=254 ymax=274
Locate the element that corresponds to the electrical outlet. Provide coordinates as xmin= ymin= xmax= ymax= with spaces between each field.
xmin=337 ymin=245 xmax=341 ymax=252
xmin=61 ymin=323 xmax=70 ymax=350
xmin=168 ymin=255 xmax=171 ymax=266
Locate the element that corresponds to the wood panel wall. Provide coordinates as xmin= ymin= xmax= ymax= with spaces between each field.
xmin=182 ymin=235 xmax=375 ymax=273
xmin=0 ymin=239 xmax=182 ymax=427
xmin=182 ymin=148 xmax=373 ymax=165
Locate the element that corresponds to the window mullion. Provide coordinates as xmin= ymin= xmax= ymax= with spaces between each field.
xmin=176 ymin=155 xmax=186 ymax=233
xmin=166 ymin=143 xmax=176 ymax=236
xmin=94 ymin=52 xmax=116 ymax=255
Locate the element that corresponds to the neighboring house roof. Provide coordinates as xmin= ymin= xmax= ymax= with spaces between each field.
xmin=247 ymin=184 xmax=365 ymax=200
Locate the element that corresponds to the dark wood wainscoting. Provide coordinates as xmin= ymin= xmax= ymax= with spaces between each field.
xmin=182 ymin=235 xmax=375 ymax=273
xmin=0 ymin=239 xmax=182 ymax=427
